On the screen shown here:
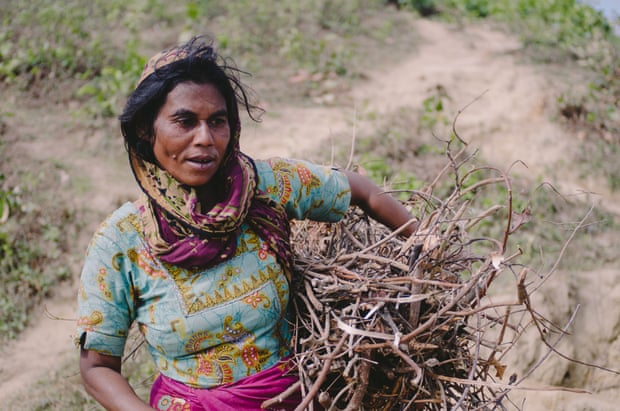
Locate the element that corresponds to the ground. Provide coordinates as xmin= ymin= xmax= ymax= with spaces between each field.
xmin=0 ymin=17 xmax=618 ymax=409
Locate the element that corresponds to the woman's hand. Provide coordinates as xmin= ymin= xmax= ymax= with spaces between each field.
xmin=80 ymin=348 xmax=155 ymax=411
xmin=344 ymin=170 xmax=418 ymax=237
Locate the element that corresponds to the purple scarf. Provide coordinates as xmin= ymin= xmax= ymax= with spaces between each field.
xmin=131 ymin=148 xmax=293 ymax=273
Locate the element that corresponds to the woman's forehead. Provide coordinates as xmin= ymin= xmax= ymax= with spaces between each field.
xmin=161 ymin=82 xmax=227 ymax=113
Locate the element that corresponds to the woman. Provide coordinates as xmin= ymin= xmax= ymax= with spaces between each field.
xmin=76 ymin=36 xmax=416 ymax=411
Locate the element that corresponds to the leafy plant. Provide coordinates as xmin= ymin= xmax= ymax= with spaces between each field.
xmin=77 ymin=40 xmax=147 ymax=118
xmin=183 ymin=0 xmax=385 ymax=77
xmin=0 ymin=175 xmax=12 ymax=224
xmin=419 ymin=85 xmax=451 ymax=131
xmin=397 ymin=0 xmax=441 ymax=16
xmin=0 ymin=0 xmax=112 ymax=85
xmin=0 ymin=168 xmax=76 ymax=341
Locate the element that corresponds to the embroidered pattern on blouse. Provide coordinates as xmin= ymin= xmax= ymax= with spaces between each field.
xmin=162 ymin=228 xmax=287 ymax=316
xmin=75 ymin=158 xmax=351 ymax=388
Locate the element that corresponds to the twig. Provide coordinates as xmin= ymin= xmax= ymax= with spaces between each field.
xmin=294 ymin=335 xmax=348 ymax=411
xmin=261 ymin=381 xmax=302 ymax=409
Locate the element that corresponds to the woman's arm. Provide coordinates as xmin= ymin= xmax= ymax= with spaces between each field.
xmin=80 ymin=348 xmax=154 ymax=411
xmin=344 ymin=170 xmax=418 ymax=237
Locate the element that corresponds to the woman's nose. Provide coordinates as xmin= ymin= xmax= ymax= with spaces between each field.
xmin=194 ymin=122 xmax=214 ymax=145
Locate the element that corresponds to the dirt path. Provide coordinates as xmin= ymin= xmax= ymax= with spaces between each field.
xmin=1 ymin=18 xmax=618 ymax=408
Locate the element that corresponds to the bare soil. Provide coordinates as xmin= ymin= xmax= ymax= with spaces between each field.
xmin=0 ymin=17 xmax=618 ymax=409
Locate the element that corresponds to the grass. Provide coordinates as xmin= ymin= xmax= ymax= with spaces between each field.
xmin=1 ymin=0 xmax=618 ymax=408
xmin=0 ymin=156 xmax=78 ymax=341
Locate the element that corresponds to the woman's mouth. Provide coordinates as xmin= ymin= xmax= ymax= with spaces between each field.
xmin=187 ymin=156 xmax=216 ymax=169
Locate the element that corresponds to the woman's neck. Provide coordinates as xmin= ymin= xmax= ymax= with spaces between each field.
xmin=196 ymin=180 xmax=221 ymax=212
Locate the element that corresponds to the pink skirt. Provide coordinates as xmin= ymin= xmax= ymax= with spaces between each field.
xmin=149 ymin=357 xmax=302 ymax=411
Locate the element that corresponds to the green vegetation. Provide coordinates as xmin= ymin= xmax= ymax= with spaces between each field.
xmin=0 ymin=165 xmax=76 ymax=340
xmin=0 ymin=0 xmax=169 ymax=120
xmin=0 ymin=1 xmax=149 ymax=85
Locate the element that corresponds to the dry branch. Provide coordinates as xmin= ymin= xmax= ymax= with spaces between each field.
xmin=282 ymin=135 xmax=562 ymax=411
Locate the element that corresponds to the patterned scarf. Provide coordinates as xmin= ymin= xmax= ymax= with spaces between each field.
xmin=128 ymin=40 xmax=293 ymax=274
xmin=131 ymin=147 xmax=293 ymax=274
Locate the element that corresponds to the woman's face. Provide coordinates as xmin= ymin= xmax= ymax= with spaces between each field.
xmin=152 ymin=82 xmax=231 ymax=188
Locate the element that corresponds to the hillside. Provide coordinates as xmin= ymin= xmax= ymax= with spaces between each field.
xmin=0 ymin=4 xmax=618 ymax=409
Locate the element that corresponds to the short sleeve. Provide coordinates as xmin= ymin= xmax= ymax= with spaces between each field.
xmin=256 ymin=158 xmax=351 ymax=222
xmin=75 ymin=225 xmax=135 ymax=356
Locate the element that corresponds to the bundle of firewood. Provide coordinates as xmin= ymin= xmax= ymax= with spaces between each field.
xmin=282 ymin=141 xmax=538 ymax=410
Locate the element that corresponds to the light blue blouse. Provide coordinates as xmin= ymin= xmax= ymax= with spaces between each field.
xmin=76 ymin=158 xmax=351 ymax=388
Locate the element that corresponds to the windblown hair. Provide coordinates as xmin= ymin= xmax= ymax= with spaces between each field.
xmin=119 ymin=35 xmax=262 ymax=163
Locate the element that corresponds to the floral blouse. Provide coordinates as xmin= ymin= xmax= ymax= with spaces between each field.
xmin=75 ymin=158 xmax=351 ymax=388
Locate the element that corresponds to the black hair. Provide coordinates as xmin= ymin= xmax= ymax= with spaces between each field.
xmin=120 ymin=35 xmax=262 ymax=163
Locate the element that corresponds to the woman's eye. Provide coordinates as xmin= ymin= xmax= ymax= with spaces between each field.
xmin=209 ymin=117 xmax=228 ymax=128
xmin=176 ymin=117 xmax=196 ymax=128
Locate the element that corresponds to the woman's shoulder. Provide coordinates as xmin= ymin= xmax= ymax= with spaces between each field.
xmin=254 ymin=157 xmax=303 ymax=193
xmin=100 ymin=201 xmax=139 ymax=227
xmin=254 ymin=157 xmax=350 ymax=220
xmin=91 ymin=202 xmax=142 ymax=246
xmin=254 ymin=157 xmax=346 ymax=187
xmin=255 ymin=157 xmax=334 ymax=180
xmin=254 ymin=157 xmax=291 ymax=173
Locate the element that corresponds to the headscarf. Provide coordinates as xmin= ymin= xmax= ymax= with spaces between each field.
xmin=130 ymin=41 xmax=293 ymax=274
